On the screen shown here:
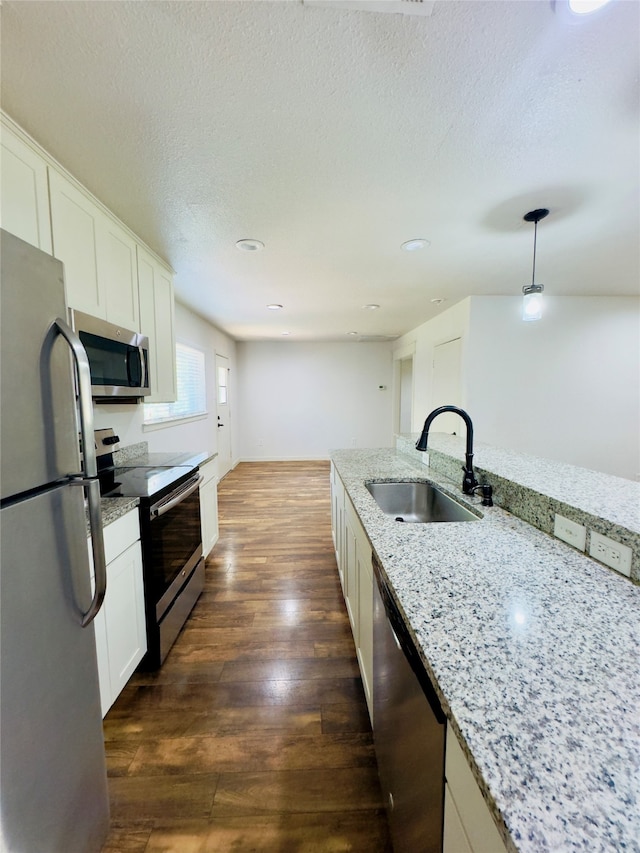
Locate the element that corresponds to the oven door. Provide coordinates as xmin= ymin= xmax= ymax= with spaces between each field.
xmin=147 ymin=474 xmax=203 ymax=620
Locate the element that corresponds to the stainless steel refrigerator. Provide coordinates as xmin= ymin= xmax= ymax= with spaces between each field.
xmin=0 ymin=229 xmax=110 ymax=852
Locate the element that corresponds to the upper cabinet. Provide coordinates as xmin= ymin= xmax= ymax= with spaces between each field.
xmin=49 ymin=167 xmax=139 ymax=330
xmin=0 ymin=122 xmax=52 ymax=253
xmin=137 ymin=245 xmax=177 ymax=402
xmin=1 ymin=112 xmax=177 ymax=392
xmin=100 ymin=215 xmax=140 ymax=330
xmin=48 ymin=167 xmax=105 ymax=318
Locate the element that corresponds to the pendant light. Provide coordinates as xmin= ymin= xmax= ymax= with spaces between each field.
xmin=522 ymin=208 xmax=549 ymax=322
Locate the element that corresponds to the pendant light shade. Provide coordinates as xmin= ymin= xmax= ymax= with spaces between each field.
xmin=522 ymin=208 xmax=549 ymax=322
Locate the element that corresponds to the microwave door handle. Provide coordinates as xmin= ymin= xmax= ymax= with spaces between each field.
xmin=54 ymin=318 xmax=107 ymax=627
xmin=139 ymin=345 xmax=149 ymax=390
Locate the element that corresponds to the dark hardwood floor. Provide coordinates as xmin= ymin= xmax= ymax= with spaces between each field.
xmin=101 ymin=461 xmax=391 ymax=852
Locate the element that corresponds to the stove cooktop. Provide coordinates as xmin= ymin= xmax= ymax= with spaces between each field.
xmin=99 ymin=463 xmax=197 ymax=500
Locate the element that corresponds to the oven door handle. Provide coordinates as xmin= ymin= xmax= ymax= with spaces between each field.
xmin=150 ymin=474 xmax=203 ymax=519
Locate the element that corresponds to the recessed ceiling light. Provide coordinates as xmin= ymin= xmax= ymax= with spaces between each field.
xmin=401 ymin=238 xmax=430 ymax=252
xmin=267 ymin=304 xmax=283 ymax=310
xmin=347 ymin=331 xmax=358 ymax=336
xmin=362 ymin=304 xmax=380 ymax=310
xmin=568 ymin=0 xmax=612 ymax=13
xmin=281 ymin=331 xmax=291 ymax=336
xmin=236 ymin=239 xmax=264 ymax=252
xmin=430 ymin=298 xmax=446 ymax=305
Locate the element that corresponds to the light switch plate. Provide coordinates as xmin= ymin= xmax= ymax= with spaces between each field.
xmin=589 ymin=531 xmax=632 ymax=578
xmin=554 ymin=514 xmax=586 ymax=551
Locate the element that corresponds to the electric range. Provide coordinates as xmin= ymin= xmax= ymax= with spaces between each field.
xmin=95 ymin=430 xmax=206 ymax=668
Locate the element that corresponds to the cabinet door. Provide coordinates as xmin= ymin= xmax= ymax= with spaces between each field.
xmin=0 ymin=122 xmax=52 ymax=253
xmin=49 ymin=168 xmax=105 ymax=317
xmin=443 ymin=784 xmax=474 ymax=853
xmin=137 ymin=245 xmax=177 ymax=402
xmin=331 ymin=469 xmax=346 ymax=590
xmin=445 ymin=729 xmax=509 ymax=853
xmin=92 ymin=608 xmax=112 ymax=718
xmin=101 ymin=217 xmax=139 ymax=330
xmin=200 ymin=471 xmax=219 ymax=558
xmin=357 ymin=539 xmax=373 ymax=719
xmin=103 ymin=541 xmax=146 ymax=704
xmin=344 ymin=515 xmax=359 ymax=638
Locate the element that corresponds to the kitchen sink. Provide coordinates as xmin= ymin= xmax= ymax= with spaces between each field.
xmin=365 ymin=480 xmax=478 ymax=523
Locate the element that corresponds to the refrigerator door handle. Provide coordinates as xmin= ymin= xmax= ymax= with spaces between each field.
xmin=54 ymin=318 xmax=107 ymax=626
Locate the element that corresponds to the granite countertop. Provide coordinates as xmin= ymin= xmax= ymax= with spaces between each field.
xmin=331 ymin=448 xmax=640 ymax=853
xmin=86 ymin=497 xmax=140 ymax=537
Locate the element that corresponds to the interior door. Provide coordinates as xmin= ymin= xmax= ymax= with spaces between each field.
xmin=215 ymin=354 xmax=232 ymax=479
xmin=399 ymin=356 xmax=413 ymax=433
xmin=431 ymin=337 xmax=462 ymax=435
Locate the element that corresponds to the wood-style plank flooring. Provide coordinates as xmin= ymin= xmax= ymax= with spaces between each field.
xmin=101 ymin=461 xmax=391 ymax=852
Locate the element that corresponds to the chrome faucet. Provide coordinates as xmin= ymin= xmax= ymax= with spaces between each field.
xmin=416 ymin=405 xmax=480 ymax=496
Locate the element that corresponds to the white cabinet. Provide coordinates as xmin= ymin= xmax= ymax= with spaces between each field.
xmin=199 ymin=459 xmax=219 ymax=558
xmin=137 ymin=245 xmax=177 ymax=402
xmin=0 ymin=119 xmax=52 ymax=252
xmin=330 ymin=462 xmax=346 ymax=592
xmin=444 ymin=728 xmax=509 ymax=853
xmin=1 ymin=116 xmax=177 ymax=391
xmin=100 ymin=215 xmax=139 ymax=331
xmin=331 ymin=466 xmax=373 ymax=722
xmin=356 ymin=532 xmax=374 ymax=717
xmin=90 ymin=509 xmax=146 ymax=717
xmin=48 ymin=167 xmax=105 ymax=318
xmin=49 ymin=167 xmax=140 ymax=330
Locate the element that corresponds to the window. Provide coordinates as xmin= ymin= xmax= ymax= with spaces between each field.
xmin=143 ymin=343 xmax=207 ymax=425
xmin=217 ymin=365 xmax=228 ymax=405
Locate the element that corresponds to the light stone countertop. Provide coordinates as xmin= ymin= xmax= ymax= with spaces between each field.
xmin=86 ymin=497 xmax=140 ymax=537
xmin=331 ymin=447 xmax=640 ymax=853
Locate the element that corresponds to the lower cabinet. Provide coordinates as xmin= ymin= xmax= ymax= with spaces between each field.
xmin=199 ymin=459 xmax=219 ymax=558
xmin=444 ymin=728 xmax=509 ymax=853
xmin=331 ymin=466 xmax=373 ymax=722
xmin=330 ymin=463 xmax=346 ymax=591
xmin=90 ymin=509 xmax=146 ymax=717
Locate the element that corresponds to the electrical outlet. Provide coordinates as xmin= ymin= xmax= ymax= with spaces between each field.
xmin=589 ymin=531 xmax=632 ymax=578
xmin=554 ymin=514 xmax=586 ymax=551
xmin=351 ymin=438 xmax=357 ymax=447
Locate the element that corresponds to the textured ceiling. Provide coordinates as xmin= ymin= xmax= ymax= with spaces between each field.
xmin=1 ymin=0 xmax=638 ymax=340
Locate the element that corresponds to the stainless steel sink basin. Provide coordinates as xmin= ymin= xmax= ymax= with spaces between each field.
xmin=365 ymin=480 xmax=478 ymax=523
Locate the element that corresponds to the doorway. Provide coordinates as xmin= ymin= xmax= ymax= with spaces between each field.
xmin=215 ymin=354 xmax=233 ymax=479
xmin=399 ymin=357 xmax=413 ymax=434
xmin=431 ymin=337 xmax=462 ymax=434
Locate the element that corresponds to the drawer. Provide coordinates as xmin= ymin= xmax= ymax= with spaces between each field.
xmin=103 ymin=509 xmax=140 ymax=564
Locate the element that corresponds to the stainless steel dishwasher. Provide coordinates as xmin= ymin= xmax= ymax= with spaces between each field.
xmin=373 ymin=555 xmax=446 ymax=853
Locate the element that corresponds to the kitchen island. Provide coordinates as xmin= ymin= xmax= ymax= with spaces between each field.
xmin=331 ymin=445 xmax=640 ymax=853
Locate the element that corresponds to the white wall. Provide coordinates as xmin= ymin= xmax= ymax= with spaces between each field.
xmin=465 ymin=296 xmax=640 ymax=479
xmin=393 ymin=296 xmax=640 ymax=480
xmin=393 ymin=299 xmax=472 ymax=433
xmin=236 ymin=341 xmax=394 ymax=460
xmin=93 ymin=301 xmax=238 ymax=465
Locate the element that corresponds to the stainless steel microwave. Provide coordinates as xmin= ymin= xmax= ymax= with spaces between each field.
xmin=70 ymin=310 xmax=150 ymax=400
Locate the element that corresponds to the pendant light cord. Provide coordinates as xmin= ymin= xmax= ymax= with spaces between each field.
xmin=531 ymin=219 xmax=538 ymax=287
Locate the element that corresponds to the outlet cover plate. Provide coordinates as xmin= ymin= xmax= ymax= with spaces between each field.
xmin=589 ymin=531 xmax=632 ymax=578
xmin=554 ymin=514 xmax=586 ymax=551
